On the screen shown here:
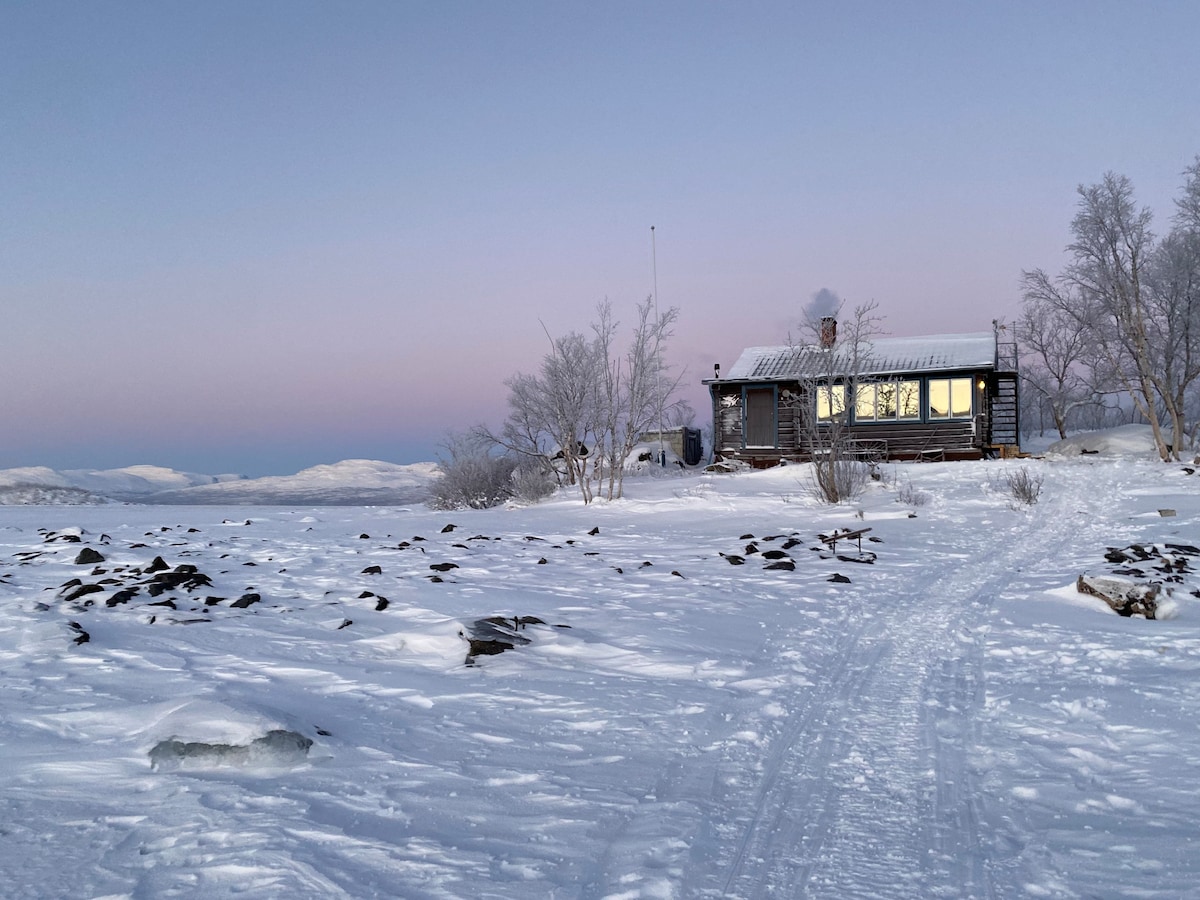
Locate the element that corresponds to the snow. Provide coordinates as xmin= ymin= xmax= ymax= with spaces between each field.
xmin=3 ymin=437 xmax=1200 ymax=897
xmin=723 ymin=332 xmax=997 ymax=381
xmin=0 ymin=460 xmax=439 ymax=506
xmin=1044 ymin=424 xmax=1175 ymax=459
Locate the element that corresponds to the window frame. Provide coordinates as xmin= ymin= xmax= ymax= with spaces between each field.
xmin=926 ymin=376 xmax=975 ymax=420
xmin=851 ymin=378 xmax=922 ymax=424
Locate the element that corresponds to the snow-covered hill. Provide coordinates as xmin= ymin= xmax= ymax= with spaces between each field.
xmin=0 ymin=460 xmax=437 ymax=506
xmin=3 ymin=435 xmax=1200 ymax=896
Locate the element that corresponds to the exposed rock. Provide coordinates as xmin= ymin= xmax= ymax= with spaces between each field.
xmin=429 ymin=562 xmax=459 ymax=572
xmin=441 ymin=524 xmax=457 ymax=533
xmin=230 ymin=592 xmax=261 ymax=609
xmin=828 ymin=573 xmax=851 ymax=583
xmin=375 ymin=597 xmax=389 ymax=611
xmin=361 ymin=565 xmax=382 ymax=575
xmin=1077 ymin=574 xmax=1160 ymax=618
xmin=74 ymin=548 xmax=105 ymax=565
xmin=765 ymin=560 xmax=796 ymax=571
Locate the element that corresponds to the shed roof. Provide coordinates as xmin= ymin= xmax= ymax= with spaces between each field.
xmin=720 ymin=332 xmax=996 ymax=382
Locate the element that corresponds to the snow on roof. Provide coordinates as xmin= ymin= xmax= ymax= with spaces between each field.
xmin=721 ymin=332 xmax=996 ymax=381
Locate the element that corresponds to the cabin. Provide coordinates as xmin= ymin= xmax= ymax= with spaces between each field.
xmin=704 ymin=319 xmax=1020 ymax=466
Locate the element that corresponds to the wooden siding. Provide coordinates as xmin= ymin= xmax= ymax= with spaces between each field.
xmin=712 ymin=372 xmax=996 ymax=465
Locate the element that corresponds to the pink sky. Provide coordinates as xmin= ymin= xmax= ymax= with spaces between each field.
xmin=4 ymin=2 xmax=1199 ymax=475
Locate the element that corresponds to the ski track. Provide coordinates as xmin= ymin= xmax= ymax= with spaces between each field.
xmin=588 ymin=467 xmax=1125 ymax=899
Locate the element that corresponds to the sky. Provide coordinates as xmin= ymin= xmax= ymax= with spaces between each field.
xmin=4 ymin=1 xmax=1200 ymax=476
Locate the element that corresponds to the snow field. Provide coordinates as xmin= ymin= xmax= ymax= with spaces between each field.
xmin=1 ymin=448 xmax=1199 ymax=897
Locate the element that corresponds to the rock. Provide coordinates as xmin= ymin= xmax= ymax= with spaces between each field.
xmin=337 ymin=618 xmax=352 ymax=630
xmin=106 ymin=588 xmax=139 ymax=607
xmin=828 ymin=573 xmax=851 ymax=583
xmin=74 ymin=548 xmax=105 ymax=565
xmin=375 ymin=597 xmax=389 ymax=611
xmin=361 ymin=565 xmax=382 ymax=575
xmin=1077 ymin=574 xmax=1159 ymax=618
xmin=441 ymin=524 xmax=457 ymax=533
xmin=230 ymin=593 xmax=261 ymax=609
xmin=765 ymin=560 xmax=795 ymax=571
xmin=720 ymin=553 xmax=745 ymax=566
xmin=146 ymin=556 xmax=170 ymax=573
xmin=68 ymin=621 xmax=90 ymax=644
xmin=761 ymin=549 xmax=790 ymax=560
xmin=429 ymin=562 xmax=459 ymax=572
xmin=588 ymin=527 xmax=600 ymax=535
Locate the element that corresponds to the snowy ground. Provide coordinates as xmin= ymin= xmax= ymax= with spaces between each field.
xmin=3 ymin=441 xmax=1200 ymax=898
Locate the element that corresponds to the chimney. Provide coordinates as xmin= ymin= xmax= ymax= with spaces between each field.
xmin=713 ymin=363 xmax=721 ymax=379
xmin=819 ymin=316 xmax=837 ymax=349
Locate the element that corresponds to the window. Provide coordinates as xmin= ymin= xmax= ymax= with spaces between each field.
xmin=853 ymin=380 xmax=921 ymax=423
xmin=815 ymin=384 xmax=846 ymax=422
xmin=928 ymin=377 xmax=973 ymax=419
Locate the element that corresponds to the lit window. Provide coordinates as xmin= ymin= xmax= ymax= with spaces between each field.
xmin=852 ymin=380 xmax=921 ymax=423
xmin=816 ymin=384 xmax=846 ymax=421
xmin=928 ymin=377 xmax=973 ymax=419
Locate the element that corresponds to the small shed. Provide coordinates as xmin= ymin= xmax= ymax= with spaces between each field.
xmin=704 ymin=322 xmax=1019 ymax=466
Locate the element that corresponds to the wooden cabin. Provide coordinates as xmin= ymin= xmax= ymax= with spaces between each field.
xmin=705 ymin=322 xmax=1020 ymax=466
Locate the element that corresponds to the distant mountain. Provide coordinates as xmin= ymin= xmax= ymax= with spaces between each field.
xmin=0 ymin=460 xmax=438 ymax=506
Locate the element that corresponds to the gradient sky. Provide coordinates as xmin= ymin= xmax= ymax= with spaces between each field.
xmin=4 ymin=1 xmax=1200 ymax=476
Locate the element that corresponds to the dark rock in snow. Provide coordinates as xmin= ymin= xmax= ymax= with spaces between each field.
xmin=68 ymin=621 xmax=90 ymax=644
xmin=441 ymin=524 xmax=457 ymax=533
xmin=338 ymin=618 xmax=352 ymax=630
xmin=720 ymin=553 xmax=745 ymax=566
xmin=230 ymin=593 xmax=260 ymax=609
xmin=588 ymin=527 xmax=600 ymax=536
xmin=74 ymin=548 xmax=105 ymax=565
xmin=106 ymin=588 xmax=139 ymax=607
xmin=429 ymin=562 xmax=459 ymax=572
xmin=765 ymin=560 xmax=796 ymax=571
xmin=375 ymin=597 xmax=389 ymax=611
xmin=146 ymin=556 xmax=170 ymax=573
xmin=361 ymin=565 xmax=382 ymax=575
xmin=828 ymin=573 xmax=852 ymax=583
xmin=761 ymin=549 xmax=790 ymax=560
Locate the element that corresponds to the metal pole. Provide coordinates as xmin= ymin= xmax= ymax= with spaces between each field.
xmin=652 ymin=226 xmax=665 ymax=466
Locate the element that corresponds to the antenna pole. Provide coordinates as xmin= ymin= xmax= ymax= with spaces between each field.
xmin=651 ymin=226 xmax=664 ymax=466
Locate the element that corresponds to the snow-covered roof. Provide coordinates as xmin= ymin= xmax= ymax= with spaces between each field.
xmin=719 ymin=332 xmax=997 ymax=381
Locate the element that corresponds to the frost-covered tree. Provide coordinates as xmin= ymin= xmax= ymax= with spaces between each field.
xmin=1016 ymin=293 xmax=1101 ymax=439
xmin=1022 ymin=165 xmax=1200 ymax=460
xmin=481 ymin=299 xmax=686 ymax=504
xmin=428 ymin=431 xmax=517 ymax=510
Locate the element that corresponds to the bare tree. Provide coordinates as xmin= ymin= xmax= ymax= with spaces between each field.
xmin=788 ymin=297 xmax=885 ymax=503
xmin=592 ymin=297 xmax=687 ymax=500
xmin=1016 ymin=292 xmax=1100 ymax=438
xmin=482 ymin=300 xmax=687 ymax=504
xmin=1025 ymin=164 xmax=1200 ymax=460
xmin=1024 ymin=173 xmax=1172 ymax=459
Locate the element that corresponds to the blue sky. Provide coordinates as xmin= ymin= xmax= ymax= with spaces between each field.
xmin=4 ymin=1 xmax=1199 ymax=476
